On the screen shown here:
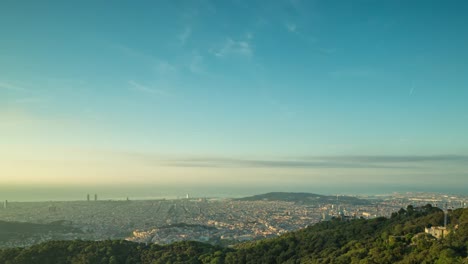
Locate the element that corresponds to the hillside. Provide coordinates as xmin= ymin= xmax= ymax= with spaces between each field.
xmin=0 ymin=205 xmax=467 ymax=263
xmin=236 ymin=192 xmax=372 ymax=205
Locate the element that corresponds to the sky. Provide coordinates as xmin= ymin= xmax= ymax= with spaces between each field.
xmin=1 ymin=0 xmax=468 ymax=195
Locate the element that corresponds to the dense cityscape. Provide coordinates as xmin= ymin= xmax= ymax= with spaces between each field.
xmin=1 ymin=192 xmax=466 ymax=249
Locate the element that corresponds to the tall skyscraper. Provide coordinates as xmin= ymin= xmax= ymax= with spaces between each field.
xmin=94 ymin=194 xmax=98 ymax=201
xmin=87 ymin=194 xmax=90 ymax=202
xmin=3 ymin=200 xmax=7 ymax=209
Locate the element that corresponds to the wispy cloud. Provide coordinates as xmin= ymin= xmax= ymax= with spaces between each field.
xmin=113 ymin=44 xmax=156 ymax=63
xmin=329 ymin=69 xmax=378 ymax=78
xmin=255 ymin=17 xmax=269 ymax=28
xmin=283 ymin=21 xmax=318 ymax=45
xmin=409 ymin=84 xmax=415 ymax=96
xmin=212 ymin=38 xmax=253 ymax=58
xmin=289 ymin=0 xmax=303 ymax=11
xmin=114 ymin=44 xmax=179 ymax=77
xmin=178 ymin=27 xmax=192 ymax=45
xmin=189 ymin=53 xmax=205 ymax=74
xmin=14 ymin=97 xmax=47 ymax=104
xmin=154 ymin=61 xmax=177 ymax=76
xmin=0 ymin=108 xmax=72 ymax=128
xmin=318 ymin=47 xmax=335 ymax=55
xmin=0 ymin=81 xmax=28 ymax=92
xmin=128 ymin=80 xmax=167 ymax=95
xmin=285 ymin=22 xmax=297 ymax=33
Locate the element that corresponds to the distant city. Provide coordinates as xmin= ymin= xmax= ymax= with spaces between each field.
xmin=1 ymin=191 xmax=466 ymax=249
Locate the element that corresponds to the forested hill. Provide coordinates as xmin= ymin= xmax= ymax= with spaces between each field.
xmin=236 ymin=192 xmax=371 ymax=205
xmin=1 ymin=205 xmax=467 ymax=264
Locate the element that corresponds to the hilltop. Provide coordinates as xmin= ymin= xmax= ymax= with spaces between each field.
xmin=236 ymin=192 xmax=372 ymax=205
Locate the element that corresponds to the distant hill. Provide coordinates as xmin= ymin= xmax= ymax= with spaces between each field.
xmin=1 ymin=205 xmax=466 ymax=263
xmin=236 ymin=192 xmax=372 ymax=205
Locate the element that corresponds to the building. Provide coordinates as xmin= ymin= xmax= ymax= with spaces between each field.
xmin=361 ymin=212 xmax=372 ymax=218
xmin=94 ymin=194 xmax=98 ymax=201
xmin=87 ymin=194 xmax=90 ymax=202
xmin=3 ymin=200 xmax=7 ymax=209
xmin=425 ymin=226 xmax=450 ymax=239
xmin=48 ymin=206 xmax=57 ymax=213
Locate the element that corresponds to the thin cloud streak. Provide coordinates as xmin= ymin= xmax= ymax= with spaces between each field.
xmin=128 ymin=80 xmax=167 ymax=95
xmin=321 ymin=155 xmax=468 ymax=163
xmin=162 ymin=157 xmax=409 ymax=169
xmin=212 ymin=38 xmax=253 ymax=57
xmin=0 ymin=82 xmax=28 ymax=91
xmin=147 ymin=155 xmax=468 ymax=169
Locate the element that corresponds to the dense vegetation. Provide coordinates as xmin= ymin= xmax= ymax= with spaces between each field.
xmin=230 ymin=205 xmax=468 ymax=263
xmin=236 ymin=192 xmax=371 ymax=205
xmin=1 ymin=206 xmax=467 ymax=264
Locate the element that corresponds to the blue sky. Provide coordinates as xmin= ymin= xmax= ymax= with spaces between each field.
xmin=1 ymin=0 xmax=467 ymax=190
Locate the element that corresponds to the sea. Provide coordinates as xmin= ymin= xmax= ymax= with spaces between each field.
xmin=1 ymin=183 xmax=467 ymax=202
